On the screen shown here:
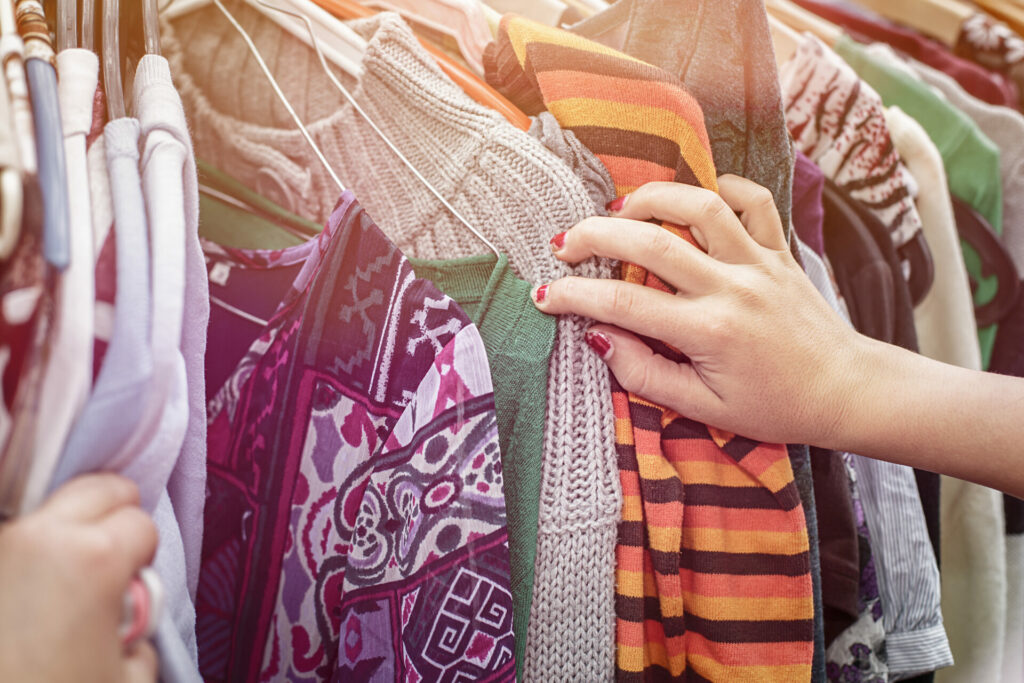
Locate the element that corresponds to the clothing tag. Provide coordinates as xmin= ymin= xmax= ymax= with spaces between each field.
xmin=209 ymin=261 xmax=232 ymax=287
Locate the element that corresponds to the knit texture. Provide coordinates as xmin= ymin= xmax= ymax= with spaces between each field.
xmin=779 ymin=36 xmax=923 ymax=253
xmin=791 ymin=0 xmax=1020 ymax=108
xmin=834 ymin=36 xmax=1003 ymax=369
xmin=409 ymin=253 xmax=556 ymax=681
xmin=569 ymin=0 xmax=795 ymax=235
xmin=163 ymin=7 xmax=620 ymax=680
xmin=485 ymin=16 xmax=814 ymax=682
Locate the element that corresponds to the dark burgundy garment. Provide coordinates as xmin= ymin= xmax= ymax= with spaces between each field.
xmin=810 ymin=446 xmax=860 ymax=647
xmin=991 ymin=280 xmax=1024 ymax=542
xmin=792 ymin=0 xmax=1020 ymax=108
xmin=825 ymin=179 xmax=918 ymax=352
xmin=821 ymin=179 xmax=898 ymax=344
xmin=793 ymin=150 xmax=825 ymax=257
xmin=823 ymin=180 xmax=942 ymax=563
xmin=903 ymin=673 xmax=935 ymax=683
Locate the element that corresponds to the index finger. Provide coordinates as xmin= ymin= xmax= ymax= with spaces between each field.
xmin=608 ymin=182 xmax=759 ymax=262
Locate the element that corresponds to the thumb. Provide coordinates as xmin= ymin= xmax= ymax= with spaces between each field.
xmin=121 ymin=641 xmax=157 ymax=683
xmin=585 ymin=325 xmax=722 ymax=423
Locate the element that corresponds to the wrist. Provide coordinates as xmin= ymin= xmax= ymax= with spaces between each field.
xmin=815 ymin=332 xmax=904 ymax=453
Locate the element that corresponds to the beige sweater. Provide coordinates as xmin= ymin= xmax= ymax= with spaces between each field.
xmin=164 ymin=6 xmax=619 ymax=679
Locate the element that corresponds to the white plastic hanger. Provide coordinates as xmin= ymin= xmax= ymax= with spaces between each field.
xmin=102 ymin=0 xmax=125 ymax=119
xmin=255 ymin=0 xmax=501 ymax=257
xmin=143 ymin=0 xmax=161 ymax=54
xmin=56 ymin=0 xmax=75 ymax=50
xmin=161 ymin=0 xmax=367 ymax=77
xmin=81 ymin=0 xmax=94 ymax=50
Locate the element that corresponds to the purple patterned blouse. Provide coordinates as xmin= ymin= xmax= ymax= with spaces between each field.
xmin=196 ymin=192 xmax=516 ymax=682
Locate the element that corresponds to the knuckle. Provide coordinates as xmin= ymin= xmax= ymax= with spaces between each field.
xmin=608 ymin=284 xmax=637 ymax=317
xmin=81 ymin=530 xmax=118 ymax=567
xmin=697 ymin=194 xmax=732 ymax=225
xmin=620 ymin=358 xmax=653 ymax=398
xmin=574 ymin=216 xmax=603 ymax=242
xmin=750 ymin=185 xmax=776 ymax=213
xmin=646 ymin=226 xmax=678 ymax=257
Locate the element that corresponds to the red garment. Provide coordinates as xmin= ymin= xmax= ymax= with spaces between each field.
xmin=792 ymin=0 xmax=1020 ymax=108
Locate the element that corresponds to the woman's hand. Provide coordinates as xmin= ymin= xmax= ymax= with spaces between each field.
xmin=0 ymin=474 xmax=159 ymax=683
xmin=532 ymin=175 xmax=872 ymax=447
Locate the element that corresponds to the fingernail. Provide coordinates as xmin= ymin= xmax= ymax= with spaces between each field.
xmin=532 ymin=284 xmax=549 ymax=304
xmin=585 ymin=329 xmax=612 ymax=358
xmin=606 ymin=195 xmax=627 ymax=213
xmin=549 ymin=231 xmax=567 ymax=252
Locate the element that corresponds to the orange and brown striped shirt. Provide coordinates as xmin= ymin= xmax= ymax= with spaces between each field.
xmin=484 ymin=16 xmax=815 ymax=682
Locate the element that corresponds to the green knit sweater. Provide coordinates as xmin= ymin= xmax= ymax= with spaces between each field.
xmin=410 ymin=253 xmax=555 ymax=682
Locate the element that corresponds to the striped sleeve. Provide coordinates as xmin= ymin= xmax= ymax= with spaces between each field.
xmin=485 ymin=16 xmax=815 ymax=682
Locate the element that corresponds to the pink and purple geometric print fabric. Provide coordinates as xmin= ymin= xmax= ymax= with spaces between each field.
xmin=196 ymin=192 xmax=516 ymax=682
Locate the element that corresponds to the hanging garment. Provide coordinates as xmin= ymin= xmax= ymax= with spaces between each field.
xmin=954 ymin=12 xmax=1024 ymax=107
xmin=49 ymin=118 xmax=154 ymax=495
xmin=485 ymin=17 xmax=815 ymax=682
xmin=196 ymin=192 xmax=515 ymax=681
xmin=811 ymin=447 xmax=860 ymax=648
xmin=569 ymin=0 xmax=796 ymax=233
xmin=798 ymin=240 xmax=889 ymax=683
xmin=1003 ymin=496 xmax=1024 ymax=683
xmin=409 ymin=254 xmax=556 ymax=681
xmin=834 ymin=36 xmax=1004 ymax=369
xmin=0 ymin=205 xmax=45 ymax=473
xmin=790 ymin=0 xmax=1020 ymax=108
xmin=789 ymin=443 xmax=828 ymax=682
xmin=906 ymin=53 xmax=1024 ymax=278
xmin=793 ymin=150 xmax=826 ymax=258
xmin=820 ymin=181 xmax=899 ymax=347
xmin=196 ymin=160 xmax=322 ymax=249
xmin=165 ymin=9 xmax=620 ymax=681
xmin=821 ymin=179 xmax=951 ymax=677
xmin=86 ymin=123 xmax=116 ymax=381
xmin=12 ymin=48 xmax=97 ymax=512
xmin=882 ymin=105 xmax=981 ymax=402
xmin=779 ymin=37 xmax=923 ymax=256
xmin=133 ymin=55 xmax=210 ymax=603
xmin=902 ymin=53 xmax=1024 ymax=683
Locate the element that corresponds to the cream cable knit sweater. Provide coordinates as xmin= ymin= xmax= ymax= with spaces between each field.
xmin=164 ymin=6 xmax=619 ymax=680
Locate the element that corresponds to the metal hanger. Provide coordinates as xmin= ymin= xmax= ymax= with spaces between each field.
xmin=255 ymin=0 xmax=501 ymax=258
xmin=164 ymin=0 xmax=367 ymax=78
xmin=206 ymin=0 xmax=343 ymax=326
xmin=211 ymin=0 xmax=345 ymax=192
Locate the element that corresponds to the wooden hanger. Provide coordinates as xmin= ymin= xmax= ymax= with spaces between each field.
xmin=846 ymin=0 xmax=973 ymax=47
xmin=766 ymin=0 xmax=841 ymax=47
xmin=311 ymin=0 xmax=530 ymax=130
xmin=768 ymin=13 xmax=801 ymax=65
xmin=971 ymin=0 xmax=1024 ymax=36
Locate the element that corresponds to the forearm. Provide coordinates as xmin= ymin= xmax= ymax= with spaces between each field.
xmin=831 ymin=336 xmax=1024 ymax=499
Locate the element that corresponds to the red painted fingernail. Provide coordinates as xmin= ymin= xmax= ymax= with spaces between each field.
xmin=533 ymin=284 xmax=549 ymax=304
xmin=585 ymin=330 xmax=612 ymax=358
xmin=550 ymin=231 xmax=567 ymax=251
xmin=606 ymin=196 xmax=627 ymax=212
